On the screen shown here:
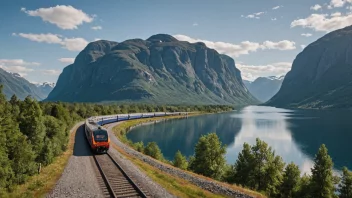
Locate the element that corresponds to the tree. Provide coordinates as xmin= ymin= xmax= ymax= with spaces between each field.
xmin=311 ymin=144 xmax=335 ymax=198
xmin=339 ymin=167 xmax=352 ymax=198
xmin=144 ymin=142 xmax=163 ymax=160
xmin=18 ymin=96 xmax=46 ymax=158
xmin=233 ymin=143 xmax=255 ymax=186
xmin=296 ymin=174 xmax=312 ymax=198
xmin=173 ymin=150 xmax=188 ymax=170
xmin=133 ymin=141 xmax=144 ymax=153
xmin=264 ymin=155 xmax=285 ymax=197
xmin=190 ymin=133 xmax=226 ymax=180
xmin=279 ymin=162 xmax=301 ymax=198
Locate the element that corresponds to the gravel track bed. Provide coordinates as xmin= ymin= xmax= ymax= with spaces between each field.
xmin=47 ymin=123 xmax=105 ymax=198
xmin=106 ymin=122 xmax=254 ymax=198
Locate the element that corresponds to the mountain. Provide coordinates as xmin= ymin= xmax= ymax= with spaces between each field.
xmin=36 ymin=82 xmax=55 ymax=97
xmin=46 ymin=34 xmax=258 ymax=105
xmin=243 ymin=76 xmax=284 ymax=102
xmin=0 ymin=68 xmax=46 ymax=100
xmin=267 ymin=25 xmax=352 ymax=109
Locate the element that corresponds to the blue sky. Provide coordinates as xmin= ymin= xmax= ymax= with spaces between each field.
xmin=1 ymin=0 xmax=352 ymax=83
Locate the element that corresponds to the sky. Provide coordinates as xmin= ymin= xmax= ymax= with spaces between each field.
xmin=1 ymin=0 xmax=352 ymax=83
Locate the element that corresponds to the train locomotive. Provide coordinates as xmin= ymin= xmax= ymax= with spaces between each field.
xmin=85 ymin=119 xmax=110 ymax=153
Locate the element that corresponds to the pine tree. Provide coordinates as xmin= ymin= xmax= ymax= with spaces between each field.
xmin=233 ymin=143 xmax=255 ymax=187
xmin=311 ymin=144 xmax=335 ymax=198
xmin=18 ymin=96 xmax=46 ymax=159
xmin=296 ymin=174 xmax=312 ymax=198
xmin=173 ymin=150 xmax=188 ymax=170
xmin=190 ymin=133 xmax=226 ymax=180
xmin=279 ymin=162 xmax=301 ymax=198
xmin=339 ymin=167 xmax=352 ymax=198
xmin=264 ymin=155 xmax=285 ymax=197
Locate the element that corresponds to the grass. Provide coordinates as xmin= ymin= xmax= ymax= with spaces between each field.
xmin=3 ymin=123 xmax=80 ymax=198
xmin=112 ymin=143 xmax=225 ymax=198
xmin=112 ymin=115 xmax=266 ymax=198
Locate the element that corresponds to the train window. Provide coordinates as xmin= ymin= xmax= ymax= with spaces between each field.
xmin=93 ymin=130 xmax=108 ymax=142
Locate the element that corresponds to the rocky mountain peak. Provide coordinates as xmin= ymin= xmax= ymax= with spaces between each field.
xmin=147 ymin=34 xmax=178 ymax=43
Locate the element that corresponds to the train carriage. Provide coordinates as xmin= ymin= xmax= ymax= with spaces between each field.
xmin=85 ymin=120 xmax=110 ymax=153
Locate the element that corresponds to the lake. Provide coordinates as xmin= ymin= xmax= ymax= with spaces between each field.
xmin=127 ymin=106 xmax=352 ymax=173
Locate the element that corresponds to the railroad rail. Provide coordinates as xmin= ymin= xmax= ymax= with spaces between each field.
xmin=93 ymin=152 xmax=148 ymax=198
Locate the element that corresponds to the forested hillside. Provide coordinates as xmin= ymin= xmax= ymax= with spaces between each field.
xmin=0 ymin=84 xmax=232 ymax=194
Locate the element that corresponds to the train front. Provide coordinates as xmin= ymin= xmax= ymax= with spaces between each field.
xmin=92 ymin=128 xmax=110 ymax=153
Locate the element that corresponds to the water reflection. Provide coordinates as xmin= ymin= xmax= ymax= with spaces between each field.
xmin=227 ymin=106 xmax=314 ymax=174
xmin=127 ymin=106 xmax=352 ymax=173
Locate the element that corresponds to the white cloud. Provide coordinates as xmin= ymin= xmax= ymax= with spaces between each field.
xmin=0 ymin=59 xmax=40 ymax=66
xmin=41 ymin=69 xmax=62 ymax=76
xmin=14 ymin=33 xmax=88 ymax=51
xmin=173 ymin=35 xmax=296 ymax=58
xmin=237 ymin=62 xmax=292 ymax=81
xmin=329 ymin=0 xmax=346 ymax=8
xmin=192 ymin=22 xmax=198 ymax=26
xmin=291 ymin=13 xmax=352 ymax=32
xmin=61 ymin=38 xmax=88 ymax=51
xmin=0 ymin=59 xmax=40 ymax=76
xmin=13 ymin=33 xmax=62 ymax=44
xmin=58 ymin=58 xmax=75 ymax=64
xmin=301 ymin=45 xmax=307 ymax=49
xmin=301 ymin=33 xmax=313 ymax=37
xmin=272 ymin=6 xmax=282 ymax=10
xmin=91 ymin=26 xmax=102 ymax=30
xmin=311 ymin=4 xmax=322 ymax=10
xmin=0 ymin=66 xmax=34 ymax=76
xmin=242 ymin=11 xmax=265 ymax=19
xmin=254 ymin=12 xmax=265 ymax=16
xmin=262 ymin=40 xmax=296 ymax=50
xmin=21 ymin=5 xmax=93 ymax=30
xmin=331 ymin=12 xmax=342 ymax=17
xmin=271 ymin=18 xmax=277 ymax=21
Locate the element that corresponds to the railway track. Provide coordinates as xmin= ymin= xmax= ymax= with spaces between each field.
xmin=93 ymin=153 xmax=148 ymax=198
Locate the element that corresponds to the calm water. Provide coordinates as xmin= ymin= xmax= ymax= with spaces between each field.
xmin=127 ymin=106 xmax=352 ymax=173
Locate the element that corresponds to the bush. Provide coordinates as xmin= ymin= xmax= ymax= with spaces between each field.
xmin=144 ymin=142 xmax=163 ymax=160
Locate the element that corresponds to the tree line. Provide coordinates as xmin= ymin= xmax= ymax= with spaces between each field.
xmin=0 ymin=85 xmax=233 ymax=194
xmin=137 ymin=133 xmax=352 ymax=198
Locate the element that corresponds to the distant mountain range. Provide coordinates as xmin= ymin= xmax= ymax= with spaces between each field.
xmin=267 ymin=25 xmax=352 ymax=109
xmin=0 ymin=68 xmax=45 ymax=100
xmin=46 ymin=34 xmax=258 ymax=105
xmin=243 ymin=76 xmax=284 ymax=102
xmin=35 ymin=82 xmax=55 ymax=97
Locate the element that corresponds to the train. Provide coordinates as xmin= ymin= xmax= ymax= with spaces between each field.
xmin=85 ymin=120 xmax=110 ymax=153
xmin=84 ymin=112 xmax=187 ymax=153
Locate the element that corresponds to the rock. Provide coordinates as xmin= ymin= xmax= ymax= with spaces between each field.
xmin=267 ymin=25 xmax=352 ymax=109
xmin=46 ymin=34 xmax=258 ymax=105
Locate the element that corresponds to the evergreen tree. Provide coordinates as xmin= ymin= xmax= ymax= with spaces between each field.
xmin=296 ymin=173 xmax=312 ymax=198
xmin=190 ymin=133 xmax=226 ymax=180
xmin=311 ymin=144 xmax=335 ymax=198
xmin=233 ymin=143 xmax=255 ymax=187
xmin=173 ymin=150 xmax=188 ymax=170
xmin=251 ymin=138 xmax=272 ymax=190
xmin=144 ymin=142 xmax=163 ymax=160
xmin=264 ymin=155 xmax=285 ymax=197
xmin=279 ymin=162 xmax=301 ymax=198
xmin=339 ymin=167 xmax=352 ymax=198
xmin=18 ymin=96 xmax=46 ymax=158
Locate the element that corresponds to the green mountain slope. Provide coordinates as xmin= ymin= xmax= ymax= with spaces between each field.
xmin=0 ymin=68 xmax=46 ymax=100
xmin=267 ymin=25 xmax=352 ymax=109
xmin=47 ymin=34 xmax=258 ymax=105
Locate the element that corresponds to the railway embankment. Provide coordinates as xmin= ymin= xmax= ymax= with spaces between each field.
xmin=108 ymin=118 xmax=263 ymax=198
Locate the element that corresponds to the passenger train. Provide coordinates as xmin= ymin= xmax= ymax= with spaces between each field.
xmin=84 ymin=112 xmax=186 ymax=153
